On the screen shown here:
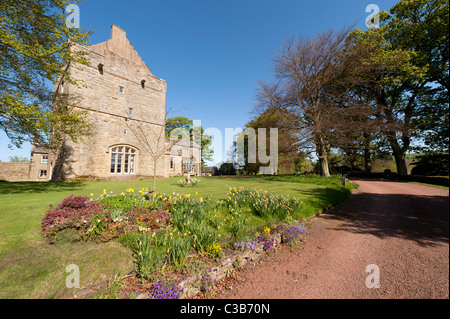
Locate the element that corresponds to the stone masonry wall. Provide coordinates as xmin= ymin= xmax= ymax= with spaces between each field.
xmin=0 ymin=163 xmax=30 ymax=182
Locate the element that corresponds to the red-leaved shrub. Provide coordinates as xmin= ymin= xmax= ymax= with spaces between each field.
xmin=41 ymin=195 xmax=106 ymax=242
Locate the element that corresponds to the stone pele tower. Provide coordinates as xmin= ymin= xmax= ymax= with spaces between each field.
xmin=47 ymin=25 xmax=201 ymax=181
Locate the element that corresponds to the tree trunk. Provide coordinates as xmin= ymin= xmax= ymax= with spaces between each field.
xmin=363 ymin=133 xmax=372 ymax=173
xmin=392 ymin=147 xmax=408 ymax=176
xmin=388 ymin=137 xmax=408 ymax=176
xmin=317 ymin=136 xmax=330 ymax=177
xmin=152 ymin=158 xmax=157 ymax=202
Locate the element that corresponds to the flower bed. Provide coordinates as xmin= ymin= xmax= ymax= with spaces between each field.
xmin=42 ymin=187 xmax=307 ymax=298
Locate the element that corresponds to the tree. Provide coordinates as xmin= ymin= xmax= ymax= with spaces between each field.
xmin=348 ymin=0 xmax=448 ymax=175
xmin=0 ymin=0 xmax=93 ymax=149
xmin=126 ymin=113 xmax=171 ymax=198
xmin=239 ymin=107 xmax=300 ymax=174
xmin=255 ymin=27 xmax=364 ymax=176
xmin=8 ymin=155 xmax=29 ymax=163
xmin=165 ymin=116 xmax=214 ymax=166
xmin=218 ymin=162 xmax=236 ymax=175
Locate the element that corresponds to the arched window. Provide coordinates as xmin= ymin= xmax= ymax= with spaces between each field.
xmin=110 ymin=146 xmax=137 ymax=175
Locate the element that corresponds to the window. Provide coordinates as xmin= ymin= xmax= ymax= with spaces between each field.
xmin=98 ymin=63 xmax=104 ymax=75
xmin=170 ymin=158 xmax=174 ymax=170
xmin=119 ymin=86 xmax=124 ymax=93
xmin=123 ymin=129 xmax=127 ymax=135
xmin=41 ymin=155 xmax=48 ymax=163
xmin=110 ymin=146 xmax=136 ymax=175
xmin=141 ymin=79 xmax=146 ymax=88
xmin=128 ymin=108 xmax=133 ymax=116
xmin=39 ymin=170 xmax=47 ymax=178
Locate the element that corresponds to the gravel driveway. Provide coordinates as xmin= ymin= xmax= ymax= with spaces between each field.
xmin=216 ymin=178 xmax=449 ymax=299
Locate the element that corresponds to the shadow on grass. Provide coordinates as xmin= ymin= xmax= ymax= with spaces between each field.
xmin=294 ymin=186 xmax=353 ymax=218
xmin=0 ymin=180 xmax=83 ymax=195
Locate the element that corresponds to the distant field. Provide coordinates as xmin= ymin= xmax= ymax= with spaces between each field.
xmin=0 ymin=175 xmax=356 ymax=298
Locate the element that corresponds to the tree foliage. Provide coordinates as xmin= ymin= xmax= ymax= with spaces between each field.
xmin=0 ymin=0 xmax=93 ymax=149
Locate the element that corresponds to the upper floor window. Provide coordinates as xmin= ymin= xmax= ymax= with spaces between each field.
xmin=119 ymin=86 xmax=124 ymax=93
xmin=128 ymin=108 xmax=133 ymax=116
xmin=41 ymin=155 xmax=48 ymax=163
xmin=110 ymin=146 xmax=136 ymax=175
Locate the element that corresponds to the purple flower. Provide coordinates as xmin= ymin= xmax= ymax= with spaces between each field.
xmin=148 ymin=279 xmax=183 ymax=299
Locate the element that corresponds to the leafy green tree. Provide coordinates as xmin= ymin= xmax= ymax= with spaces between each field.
xmin=0 ymin=0 xmax=93 ymax=149
xmin=8 ymin=155 xmax=29 ymax=163
xmin=348 ymin=0 xmax=448 ymax=175
xmin=165 ymin=116 xmax=214 ymax=166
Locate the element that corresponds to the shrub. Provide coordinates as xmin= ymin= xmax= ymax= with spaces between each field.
xmin=41 ymin=196 xmax=106 ymax=242
xmin=127 ymin=207 xmax=171 ymax=232
xmin=411 ymin=152 xmax=449 ymax=176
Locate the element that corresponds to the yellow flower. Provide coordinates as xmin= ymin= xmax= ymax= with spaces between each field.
xmin=195 ymin=192 xmax=198 ymax=195
xmin=100 ymin=194 xmax=103 ymax=198
xmin=263 ymin=227 xmax=271 ymax=234
xmin=90 ymin=193 xmax=94 ymax=197
xmin=103 ymin=189 xmax=106 ymax=193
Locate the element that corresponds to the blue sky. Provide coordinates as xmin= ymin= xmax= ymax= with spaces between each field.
xmin=0 ymin=0 xmax=399 ymax=164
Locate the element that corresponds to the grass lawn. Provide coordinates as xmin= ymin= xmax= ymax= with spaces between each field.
xmin=0 ymin=175 xmax=355 ymax=298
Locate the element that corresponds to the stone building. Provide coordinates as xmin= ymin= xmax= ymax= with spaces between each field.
xmin=0 ymin=25 xmax=201 ymax=182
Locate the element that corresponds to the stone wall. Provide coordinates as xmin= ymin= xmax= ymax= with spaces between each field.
xmin=0 ymin=163 xmax=30 ymax=182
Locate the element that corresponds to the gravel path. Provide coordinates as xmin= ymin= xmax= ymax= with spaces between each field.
xmin=216 ymin=178 xmax=449 ymax=299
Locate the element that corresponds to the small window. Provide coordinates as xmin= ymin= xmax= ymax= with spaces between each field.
xmin=141 ymin=79 xmax=146 ymax=88
xmin=124 ymin=129 xmax=127 ymax=135
xmin=98 ymin=63 xmax=104 ymax=75
xmin=170 ymin=158 xmax=174 ymax=170
xmin=39 ymin=170 xmax=47 ymax=178
xmin=41 ymin=155 xmax=48 ymax=163
xmin=128 ymin=108 xmax=133 ymax=116
xmin=119 ymin=86 xmax=124 ymax=93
